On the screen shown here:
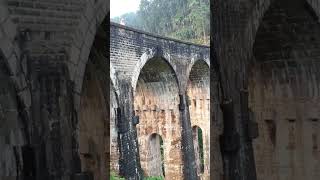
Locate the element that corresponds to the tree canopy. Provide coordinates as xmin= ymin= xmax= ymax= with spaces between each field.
xmin=111 ymin=0 xmax=210 ymax=45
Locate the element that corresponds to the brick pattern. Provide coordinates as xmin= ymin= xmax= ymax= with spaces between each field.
xmin=78 ymin=61 xmax=108 ymax=180
xmin=0 ymin=55 xmax=26 ymax=180
xmin=187 ymin=60 xmax=210 ymax=180
xmin=110 ymin=23 xmax=210 ymax=179
xmin=134 ymin=60 xmax=183 ymax=179
xmin=249 ymin=62 xmax=320 ymax=180
xmin=213 ymin=0 xmax=320 ymax=180
xmin=110 ymin=23 xmax=210 ymax=92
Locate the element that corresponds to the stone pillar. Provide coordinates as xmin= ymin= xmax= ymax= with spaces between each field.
xmin=30 ymin=62 xmax=81 ymax=180
xmin=179 ymin=93 xmax=198 ymax=180
xmin=117 ymin=80 xmax=143 ymax=179
xmin=218 ymin=91 xmax=258 ymax=180
xmin=238 ymin=89 xmax=257 ymax=180
xmin=220 ymin=99 xmax=240 ymax=180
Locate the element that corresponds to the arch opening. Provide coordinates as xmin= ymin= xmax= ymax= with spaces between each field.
xmin=147 ymin=133 xmax=165 ymax=177
xmin=134 ymin=57 xmax=183 ymax=178
xmin=250 ymin=1 xmax=320 ymax=180
xmin=78 ymin=16 xmax=109 ymax=180
xmin=187 ymin=60 xmax=210 ymax=179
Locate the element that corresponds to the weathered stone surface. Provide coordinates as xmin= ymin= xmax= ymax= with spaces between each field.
xmin=110 ymin=22 xmax=210 ymax=180
xmin=213 ymin=0 xmax=320 ymax=180
xmin=0 ymin=1 xmax=214 ymax=180
xmin=187 ymin=60 xmax=210 ymax=180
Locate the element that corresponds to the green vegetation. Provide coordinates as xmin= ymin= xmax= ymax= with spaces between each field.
xmin=144 ymin=176 xmax=164 ymax=180
xmin=110 ymin=171 xmax=165 ymax=180
xmin=198 ymin=128 xmax=204 ymax=173
xmin=110 ymin=172 xmax=164 ymax=180
xmin=159 ymin=136 xmax=165 ymax=176
xmin=110 ymin=172 xmax=125 ymax=180
xmin=111 ymin=0 xmax=210 ymax=45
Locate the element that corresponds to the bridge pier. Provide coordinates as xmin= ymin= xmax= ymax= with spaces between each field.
xmin=179 ymin=94 xmax=199 ymax=180
xmin=28 ymin=61 xmax=81 ymax=180
xmin=117 ymin=80 xmax=144 ymax=179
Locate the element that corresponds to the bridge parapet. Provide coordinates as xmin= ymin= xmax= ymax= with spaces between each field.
xmin=110 ymin=22 xmax=210 ymax=91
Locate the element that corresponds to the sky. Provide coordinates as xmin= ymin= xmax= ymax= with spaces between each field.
xmin=110 ymin=0 xmax=141 ymax=18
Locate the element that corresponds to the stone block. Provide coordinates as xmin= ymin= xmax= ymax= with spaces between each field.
xmin=0 ymin=38 xmax=13 ymax=61
xmin=0 ymin=4 xmax=8 ymax=24
xmin=82 ymin=29 xmax=95 ymax=49
xmin=69 ymin=46 xmax=81 ymax=65
xmin=17 ymin=89 xmax=31 ymax=108
xmin=2 ymin=19 xmax=16 ymax=41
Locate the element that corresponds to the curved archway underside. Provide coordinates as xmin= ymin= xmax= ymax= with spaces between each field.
xmin=250 ymin=1 xmax=320 ymax=180
xmin=78 ymin=60 xmax=108 ymax=180
xmin=134 ymin=58 xmax=183 ymax=179
xmin=78 ymin=16 xmax=109 ymax=180
xmin=187 ymin=60 xmax=210 ymax=179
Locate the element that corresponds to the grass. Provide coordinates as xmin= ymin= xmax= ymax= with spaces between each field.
xmin=110 ymin=172 xmax=125 ymax=180
xmin=144 ymin=176 xmax=164 ymax=180
xmin=110 ymin=171 xmax=164 ymax=180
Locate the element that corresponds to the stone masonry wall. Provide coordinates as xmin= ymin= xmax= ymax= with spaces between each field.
xmin=110 ymin=22 xmax=210 ymax=179
xmin=250 ymin=1 xmax=320 ymax=179
xmin=78 ymin=61 xmax=108 ymax=180
xmin=249 ymin=62 xmax=320 ymax=180
xmin=187 ymin=60 xmax=210 ymax=180
xmin=134 ymin=59 xmax=183 ymax=179
xmin=110 ymin=84 xmax=120 ymax=173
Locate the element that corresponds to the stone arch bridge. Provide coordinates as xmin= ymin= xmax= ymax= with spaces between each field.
xmin=0 ymin=0 xmax=211 ymax=179
xmin=3 ymin=0 xmax=320 ymax=180
xmin=109 ymin=23 xmax=211 ymax=179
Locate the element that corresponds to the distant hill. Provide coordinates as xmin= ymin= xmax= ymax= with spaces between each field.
xmin=111 ymin=0 xmax=210 ymax=46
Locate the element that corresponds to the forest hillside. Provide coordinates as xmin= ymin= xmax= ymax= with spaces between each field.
xmin=111 ymin=0 xmax=210 ymax=46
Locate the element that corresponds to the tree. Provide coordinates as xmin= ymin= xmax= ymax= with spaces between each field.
xmin=111 ymin=0 xmax=210 ymax=45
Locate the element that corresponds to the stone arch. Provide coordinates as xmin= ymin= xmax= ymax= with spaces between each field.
xmin=249 ymin=0 xmax=320 ymax=179
xmin=70 ymin=1 xmax=109 ymax=101
xmin=251 ymin=0 xmax=320 ymax=98
xmin=146 ymin=133 xmax=165 ymax=177
xmin=187 ymin=59 xmax=210 ymax=179
xmin=249 ymin=0 xmax=320 ymax=53
xmin=186 ymin=57 xmax=210 ymax=88
xmin=187 ymin=59 xmax=210 ymax=115
xmin=133 ymin=57 xmax=183 ymax=178
xmin=78 ymin=57 xmax=108 ymax=180
xmin=132 ymin=49 xmax=180 ymax=92
xmin=77 ymin=9 xmax=109 ymax=179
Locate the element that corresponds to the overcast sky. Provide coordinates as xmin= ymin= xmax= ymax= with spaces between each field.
xmin=110 ymin=0 xmax=141 ymax=18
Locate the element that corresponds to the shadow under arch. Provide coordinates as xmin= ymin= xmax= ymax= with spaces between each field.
xmin=133 ymin=56 xmax=183 ymax=178
xmin=249 ymin=0 xmax=320 ymax=179
xmin=249 ymin=0 xmax=320 ymax=58
xmin=187 ymin=59 xmax=210 ymax=179
xmin=132 ymin=50 xmax=180 ymax=92
xmin=77 ymin=13 xmax=109 ymax=180
xmin=187 ymin=58 xmax=210 ymax=77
